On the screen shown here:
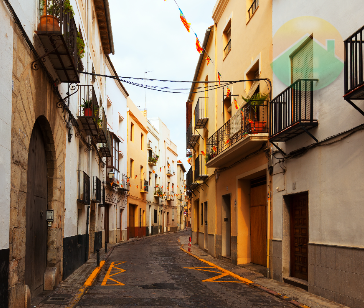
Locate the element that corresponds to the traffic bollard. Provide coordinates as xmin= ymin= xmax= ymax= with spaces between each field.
xmin=105 ymin=242 xmax=107 ymax=253
xmin=188 ymin=236 xmax=191 ymax=252
xmin=96 ymin=249 xmax=100 ymax=267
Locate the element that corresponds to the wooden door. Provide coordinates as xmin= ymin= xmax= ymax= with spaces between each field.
xmin=104 ymin=205 xmax=109 ymax=243
xmin=129 ymin=204 xmax=135 ymax=238
xmin=25 ymin=123 xmax=48 ymax=296
xmin=120 ymin=209 xmax=123 ymax=241
xmin=250 ymin=181 xmax=267 ymax=266
xmin=290 ymin=193 xmax=309 ymax=281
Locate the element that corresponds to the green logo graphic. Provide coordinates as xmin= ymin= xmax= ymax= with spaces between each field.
xmin=271 ymin=16 xmax=344 ymax=90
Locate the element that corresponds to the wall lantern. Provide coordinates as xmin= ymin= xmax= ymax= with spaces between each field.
xmin=46 ymin=210 xmax=54 ymax=227
xmin=108 ymin=171 xmax=115 ymax=179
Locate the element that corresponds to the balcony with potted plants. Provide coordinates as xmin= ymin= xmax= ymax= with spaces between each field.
xmin=154 ymin=186 xmax=162 ymax=198
xmin=77 ymin=85 xmax=100 ymax=138
xmin=206 ymin=93 xmax=269 ymax=168
xmin=36 ymin=0 xmax=82 ymax=83
xmin=148 ymin=153 xmax=159 ymax=166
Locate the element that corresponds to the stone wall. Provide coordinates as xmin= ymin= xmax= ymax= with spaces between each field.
xmin=9 ymin=26 xmax=67 ymax=307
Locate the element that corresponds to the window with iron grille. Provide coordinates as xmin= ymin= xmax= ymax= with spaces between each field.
xmin=154 ymin=209 xmax=157 ymax=223
xmin=107 ymin=133 xmax=120 ymax=181
xmin=93 ymin=176 xmax=101 ymax=202
xmin=77 ymin=170 xmax=90 ymax=205
xmin=247 ymin=0 xmax=259 ymax=21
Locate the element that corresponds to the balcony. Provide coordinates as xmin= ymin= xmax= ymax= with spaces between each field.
xmin=206 ymin=99 xmax=269 ymax=168
xmin=92 ymin=176 xmax=101 ymax=203
xmin=148 ymin=153 xmax=159 ymax=166
xmin=247 ymin=0 xmax=259 ymax=21
xmin=194 ymin=154 xmax=208 ymax=181
xmin=154 ymin=187 xmax=162 ymax=198
xmin=98 ymin=130 xmax=112 ymax=157
xmin=166 ymin=168 xmax=173 ymax=177
xmin=269 ymin=79 xmax=318 ymax=142
xmin=106 ymin=168 xmax=119 ymax=186
xmin=147 ymin=140 xmax=152 ymax=150
xmin=344 ymin=26 xmax=364 ymax=100
xmin=195 ymin=98 xmax=208 ymax=129
xmin=170 ymin=191 xmax=175 ymax=201
xmin=77 ymin=85 xmax=100 ymax=138
xmin=95 ymin=107 xmax=108 ymax=143
xmin=140 ymin=179 xmax=148 ymax=193
xmin=186 ymin=121 xmax=199 ymax=150
xmin=77 ymin=170 xmax=90 ymax=205
xmin=119 ymin=174 xmax=130 ymax=192
xmin=36 ymin=0 xmax=79 ymax=83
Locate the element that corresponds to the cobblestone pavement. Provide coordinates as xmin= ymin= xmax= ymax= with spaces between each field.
xmin=31 ymin=230 xmax=347 ymax=308
xmin=76 ymin=230 xmax=295 ymax=307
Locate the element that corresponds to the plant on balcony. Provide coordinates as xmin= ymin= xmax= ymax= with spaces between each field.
xmin=96 ymin=118 xmax=103 ymax=128
xmin=148 ymin=155 xmax=159 ymax=164
xmin=242 ymin=93 xmax=269 ymax=117
xmin=154 ymin=188 xmax=163 ymax=196
xmin=77 ymin=32 xmax=85 ymax=59
xmin=81 ymin=99 xmax=92 ymax=116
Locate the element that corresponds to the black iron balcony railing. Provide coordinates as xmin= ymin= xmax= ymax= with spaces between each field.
xmin=186 ymin=168 xmax=193 ymax=189
xmin=195 ymin=98 xmax=209 ymax=129
xmin=77 ymin=170 xmax=90 ymax=205
xmin=78 ymin=85 xmax=100 ymax=138
xmin=119 ymin=174 xmax=130 ymax=191
xmin=36 ymin=0 xmax=79 ymax=83
xmin=95 ymin=107 xmax=108 ymax=143
xmin=207 ymin=99 xmax=268 ymax=160
xmin=186 ymin=121 xmax=199 ymax=150
xmin=140 ymin=179 xmax=148 ymax=193
xmin=92 ymin=176 xmax=101 ymax=203
xmin=248 ymin=0 xmax=259 ymax=21
xmin=98 ymin=130 xmax=112 ymax=158
xmin=106 ymin=167 xmax=119 ymax=185
xmin=195 ymin=154 xmax=208 ymax=181
xmin=224 ymin=39 xmax=231 ymax=58
xmin=269 ymin=79 xmax=318 ymax=142
xmin=344 ymin=25 xmax=364 ymax=100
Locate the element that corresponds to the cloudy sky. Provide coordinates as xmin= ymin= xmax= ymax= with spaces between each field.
xmin=109 ymin=0 xmax=215 ymax=169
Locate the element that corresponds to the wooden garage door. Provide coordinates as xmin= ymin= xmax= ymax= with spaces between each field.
xmin=291 ymin=193 xmax=309 ymax=281
xmin=25 ymin=123 xmax=48 ymax=296
xmin=250 ymin=177 xmax=267 ymax=266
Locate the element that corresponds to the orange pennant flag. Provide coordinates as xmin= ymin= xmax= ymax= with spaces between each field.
xmin=135 ymin=175 xmax=137 ymax=179
xmin=225 ymin=139 xmax=230 ymax=144
xmin=201 ymin=151 xmax=206 ymax=156
xmin=152 ymin=170 xmax=155 ymax=174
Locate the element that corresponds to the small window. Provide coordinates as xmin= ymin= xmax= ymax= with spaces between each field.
xmin=130 ymin=159 xmax=134 ymax=178
xmin=223 ymin=21 xmax=232 ymax=59
xmin=247 ymin=0 xmax=259 ymax=22
xmin=141 ymin=133 xmax=144 ymax=150
xmin=130 ymin=122 xmax=134 ymax=141
xmin=149 ymin=172 xmax=152 ymax=186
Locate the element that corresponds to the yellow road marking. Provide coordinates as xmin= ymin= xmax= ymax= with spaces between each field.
xmin=184 ymin=266 xmax=244 ymax=283
xmin=66 ymin=260 xmax=106 ymax=308
xmin=101 ymin=262 xmax=126 ymax=286
xmin=180 ymin=246 xmax=253 ymax=285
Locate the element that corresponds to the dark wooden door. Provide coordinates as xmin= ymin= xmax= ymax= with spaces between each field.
xmin=129 ymin=204 xmax=135 ymax=238
xmin=25 ymin=123 xmax=48 ymax=296
xmin=250 ymin=183 xmax=267 ymax=266
xmin=104 ymin=204 xmax=109 ymax=243
xmin=290 ymin=193 xmax=309 ymax=281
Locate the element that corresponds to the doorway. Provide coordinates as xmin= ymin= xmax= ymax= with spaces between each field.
xmin=290 ymin=193 xmax=309 ymax=281
xmin=195 ymin=200 xmax=199 ymax=244
xmin=120 ymin=208 xmax=124 ymax=241
xmin=250 ymin=176 xmax=267 ymax=266
xmin=222 ymin=194 xmax=231 ymax=257
xmin=129 ymin=204 xmax=136 ymax=238
xmin=104 ymin=204 xmax=110 ymax=244
xmin=25 ymin=123 xmax=48 ymax=296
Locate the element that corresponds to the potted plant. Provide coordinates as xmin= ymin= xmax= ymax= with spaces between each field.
xmin=81 ymin=99 xmax=92 ymax=116
xmin=77 ymin=32 xmax=85 ymax=59
xmin=38 ymin=0 xmax=74 ymax=32
xmin=96 ymin=118 xmax=103 ymax=128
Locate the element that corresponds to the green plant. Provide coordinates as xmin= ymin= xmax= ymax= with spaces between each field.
xmin=77 ymin=32 xmax=85 ymax=59
xmin=81 ymin=98 xmax=92 ymax=109
xmin=63 ymin=0 xmax=75 ymax=17
xmin=242 ymin=92 xmax=269 ymax=106
xmin=96 ymin=118 xmax=103 ymax=128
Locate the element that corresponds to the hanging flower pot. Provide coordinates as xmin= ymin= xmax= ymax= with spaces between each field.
xmin=37 ymin=15 xmax=60 ymax=32
xmin=84 ymin=108 xmax=92 ymax=116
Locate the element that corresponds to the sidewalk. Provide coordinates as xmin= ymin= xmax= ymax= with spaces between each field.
xmin=178 ymin=234 xmax=348 ymax=308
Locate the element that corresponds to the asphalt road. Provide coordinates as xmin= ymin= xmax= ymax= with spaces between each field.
xmin=77 ymin=230 xmax=295 ymax=307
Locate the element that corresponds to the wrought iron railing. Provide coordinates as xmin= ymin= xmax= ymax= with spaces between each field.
xmin=37 ymin=0 xmax=78 ymax=82
xmin=78 ymin=85 xmax=98 ymax=118
xmin=186 ymin=168 xmax=193 ymax=189
xmin=120 ymin=174 xmax=130 ymax=191
xmin=77 ymin=170 xmax=90 ymax=205
xmin=98 ymin=130 xmax=112 ymax=157
xmin=140 ymin=179 xmax=148 ymax=192
xmin=186 ymin=121 xmax=193 ymax=149
xmin=96 ymin=107 xmax=108 ymax=143
xmin=92 ymin=176 xmax=101 ymax=202
xmin=207 ymin=99 xmax=268 ymax=161
xmin=195 ymin=154 xmax=208 ymax=180
xmin=269 ymin=79 xmax=317 ymax=138
xmin=194 ymin=156 xmax=200 ymax=182
xmin=148 ymin=153 xmax=159 ymax=165
xmin=195 ymin=98 xmax=208 ymax=128
xmin=344 ymin=25 xmax=364 ymax=98
xmin=247 ymin=0 xmax=259 ymax=20
xmin=224 ymin=39 xmax=231 ymax=58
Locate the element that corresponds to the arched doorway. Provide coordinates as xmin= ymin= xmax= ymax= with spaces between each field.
xmin=25 ymin=122 xmax=48 ymax=296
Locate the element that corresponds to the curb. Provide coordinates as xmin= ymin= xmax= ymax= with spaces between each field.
xmin=180 ymin=244 xmax=310 ymax=308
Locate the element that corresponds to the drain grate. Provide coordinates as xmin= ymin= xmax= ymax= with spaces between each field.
xmin=43 ymin=294 xmax=73 ymax=305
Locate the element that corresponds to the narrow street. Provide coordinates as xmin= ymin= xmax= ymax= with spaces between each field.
xmin=76 ymin=231 xmax=294 ymax=307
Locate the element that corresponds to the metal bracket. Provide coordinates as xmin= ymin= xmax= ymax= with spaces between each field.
xmin=301 ymin=127 xmax=318 ymax=143
xmin=31 ymin=38 xmax=60 ymax=70
xmin=195 ymin=129 xmax=204 ymax=140
xmin=270 ymin=142 xmax=286 ymax=156
xmin=345 ymin=99 xmax=364 ymax=117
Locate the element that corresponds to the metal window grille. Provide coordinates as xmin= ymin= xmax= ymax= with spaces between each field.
xmin=247 ymin=0 xmax=259 ymax=21
xmin=77 ymin=170 xmax=90 ymax=205
xmin=93 ymin=176 xmax=101 ymax=202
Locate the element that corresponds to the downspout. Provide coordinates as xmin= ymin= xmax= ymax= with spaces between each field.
xmin=85 ymin=205 xmax=90 ymax=261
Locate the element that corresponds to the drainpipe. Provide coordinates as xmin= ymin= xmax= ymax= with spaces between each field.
xmin=86 ymin=205 xmax=90 ymax=262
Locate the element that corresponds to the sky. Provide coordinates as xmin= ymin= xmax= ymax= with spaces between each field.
xmin=108 ymin=0 xmax=215 ymax=170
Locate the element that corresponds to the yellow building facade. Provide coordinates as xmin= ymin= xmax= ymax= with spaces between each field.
xmin=187 ymin=0 xmax=273 ymax=269
xmin=127 ymin=98 xmax=148 ymax=239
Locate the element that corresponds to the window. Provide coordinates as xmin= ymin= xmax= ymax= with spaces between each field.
xmin=154 ymin=209 xmax=157 ymax=223
xmin=201 ymin=203 xmax=204 ymax=226
xmin=149 ymin=172 xmax=152 ymax=186
xmin=130 ymin=122 xmax=134 ymax=141
xmin=223 ymin=20 xmax=231 ymax=58
xmin=247 ymin=0 xmax=259 ymax=22
xmin=141 ymin=133 xmax=144 ymax=150
xmin=107 ymin=134 xmax=120 ymax=180
xmin=130 ymin=159 xmax=134 ymax=178
xmin=172 ymin=183 xmax=174 ymax=191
